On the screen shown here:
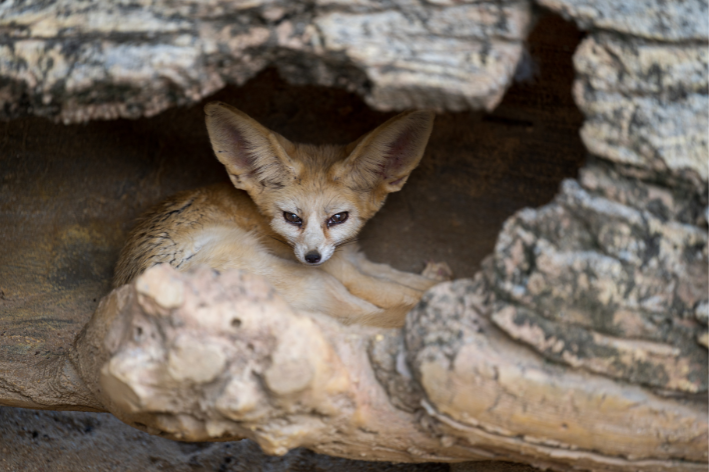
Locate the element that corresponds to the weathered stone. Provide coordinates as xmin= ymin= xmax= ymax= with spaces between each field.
xmin=537 ymin=0 xmax=709 ymax=41
xmin=575 ymin=86 xmax=708 ymax=180
xmin=0 ymin=0 xmax=532 ymax=123
xmin=55 ymin=264 xmax=709 ymax=470
xmin=136 ymin=268 xmax=185 ymax=311
xmin=77 ymin=265 xmax=478 ymax=462
xmin=572 ymin=33 xmax=708 ymax=179
xmin=487 ymin=169 xmax=707 ymax=392
xmin=367 ymin=330 xmax=424 ymax=413
xmin=578 ymin=160 xmax=707 ymax=227
xmin=407 ymin=279 xmax=707 ymax=469
xmin=572 ymin=34 xmax=708 ymax=180
xmin=539 ymin=0 xmax=709 ymax=182
xmin=315 ymin=3 xmax=531 ymax=111
xmin=167 ymin=335 xmax=227 ymax=383
xmin=574 ymin=34 xmax=708 ymax=96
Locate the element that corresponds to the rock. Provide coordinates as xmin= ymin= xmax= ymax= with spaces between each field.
xmin=0 ymin=0 xmax=707 ymax=470
xmin=537 ymin=0 xmax=709 ymax=41
xmin=541 ymin=0 xmax=708 ymax=182
xmin=575 ymin=77 xmax=708 ymax=181
xmin=76 ymin=264 xmax=483 ymax=462
xmin=406 ymin=279 xmax=707 ymax=467
xmin=487 ymin=166 xmax=707 ymax=392
xmin=0 ymin=0 xmax=532 ymax=123
xmin=573 ymin=34 xmax=707 ymax=95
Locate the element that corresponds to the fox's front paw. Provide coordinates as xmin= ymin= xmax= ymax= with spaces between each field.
xmin=422 ymin=261 xmax=453 ymax=282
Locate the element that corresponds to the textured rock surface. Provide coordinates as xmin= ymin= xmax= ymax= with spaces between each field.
xmin=0 ymin=0 xmax=531 ymax=123
xmin=407 ymin=278 xmax=707 ymax=470
xmin=540 ymin=0 xmax=709 ymax=181
xmin=74 ymin=264 xmax=475 ymax=462
xmin=518 ymin=0 xmax=709 ymax=394
xmin=537 ymin=0 xmax=708 ymax=41
xmin=69 ymin=264 xmax=708 ymax=470
xmin=488 ymin=162 xmax=707 ymax=393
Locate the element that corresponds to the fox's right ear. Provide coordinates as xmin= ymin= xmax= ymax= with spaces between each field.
xmin=204 ymin=102 xmax=297 ymax=192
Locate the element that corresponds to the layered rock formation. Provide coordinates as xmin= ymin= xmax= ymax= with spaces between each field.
xmin=0 ymin=0 xmax=706 ymax=471
xmin=0 ymin=0 xmax=531 ymax=122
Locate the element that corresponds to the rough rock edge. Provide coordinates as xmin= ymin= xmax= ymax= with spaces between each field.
xmin=485 ymin=163 xmax=708 ymax=393
xmin=470 ymin=0 xmax=709 ymax=395
xmin=0 ymin=0 xmax=532 ymax=123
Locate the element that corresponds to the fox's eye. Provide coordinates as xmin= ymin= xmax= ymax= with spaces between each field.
xmin=327 ymin=212 xmax=349 ymax=227
xmin=283 ymin=212 xmax=302 ymax=226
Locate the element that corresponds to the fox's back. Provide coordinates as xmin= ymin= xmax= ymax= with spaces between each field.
xmin=113 ymin=183 xmax=280 ymax=288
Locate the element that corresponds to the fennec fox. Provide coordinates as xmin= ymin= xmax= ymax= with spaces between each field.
xmin=114 ymin=102 xmax=449 ymax=327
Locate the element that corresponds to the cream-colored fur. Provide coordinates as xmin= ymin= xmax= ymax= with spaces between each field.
xmin=114 ymin=102 xmax=448 ymax=327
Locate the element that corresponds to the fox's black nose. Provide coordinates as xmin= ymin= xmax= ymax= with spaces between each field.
xmin=305 ymin=251 xmax=321 ymax=264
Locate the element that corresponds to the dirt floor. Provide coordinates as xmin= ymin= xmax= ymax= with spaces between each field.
xmin=0 ymin=406 xmax=545 ymax=472
xmin=0 ymin=13 xmax=584 ymax=472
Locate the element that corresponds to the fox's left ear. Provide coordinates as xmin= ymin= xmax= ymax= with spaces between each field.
xmin=337 ymin=110 xmax=434 ymax=194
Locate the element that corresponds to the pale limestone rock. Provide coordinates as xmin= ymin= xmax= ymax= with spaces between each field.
xmin=167 ymin=335 xmax=227 ymax=383
xmin=69 ymin=265 xmax=707 ymax=470
xmin=487 ymin=168 xmax=707 ymax=393
xmin=574 ymin=65 xmax=708 ymax=180
xmin=574 ymin=34 xmax=708 ymax=95
xmin=136 ymin=269 xmax=184 ymax=310
xmin=407 ymin=280 xmax=706 ymax=464
xmin=315 ymin=3 xmax=531 ymax=111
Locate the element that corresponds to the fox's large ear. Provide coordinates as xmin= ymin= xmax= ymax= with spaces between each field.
xmin=337 ymin=110 xmax=434 ymax=194
xmin=204 ymin=102 xmax=297 ymax=192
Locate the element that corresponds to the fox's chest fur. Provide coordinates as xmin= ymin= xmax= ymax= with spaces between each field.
xmin=113 ymin=102 xmax=445 ymax=327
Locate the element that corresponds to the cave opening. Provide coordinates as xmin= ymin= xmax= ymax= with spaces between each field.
xmin=0 ymin=12 xmax=584 ymax=353
xmin=0 ymin=11 xmax=586 ymax=471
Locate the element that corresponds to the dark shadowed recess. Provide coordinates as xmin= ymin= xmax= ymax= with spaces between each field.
xmin=0 ymin=404 xmax=540 ymax=471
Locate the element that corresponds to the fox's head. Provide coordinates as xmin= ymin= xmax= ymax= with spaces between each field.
xmin=204 ymin=102 xmax=434 ymax=266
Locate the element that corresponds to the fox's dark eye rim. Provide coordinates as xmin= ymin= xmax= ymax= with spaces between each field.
xmin=283 ymin=212 xmax=302 ymax=226
xmin=327 ymin=211 xmax=349 ymax=227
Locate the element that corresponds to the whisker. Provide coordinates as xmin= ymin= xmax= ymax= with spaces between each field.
xmin=268 ymin=235 xmax=292 ymax=247
xmin=336 ymin=236 xmax=360 ymax=248
xmin=333 ymin=237 xmax=362 ymax=256
xmin=349 ymin=235 xmax=375 ymax=243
